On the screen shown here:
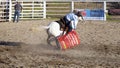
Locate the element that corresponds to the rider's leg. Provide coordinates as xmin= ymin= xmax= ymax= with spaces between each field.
xmin=66 ymin=24 xmax=72 ymax=34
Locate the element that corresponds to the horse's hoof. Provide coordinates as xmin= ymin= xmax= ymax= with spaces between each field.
xmin=56 ymin=40 xmax=62 ymax=50
xmin=47 ymin=40 xmax=51 ymax=45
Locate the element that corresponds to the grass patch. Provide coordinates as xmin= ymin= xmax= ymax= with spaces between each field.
xmin=106 ymin=14 xmax=120 ymax=23
xmin=106 ymin=14 xmax=111 ymax=20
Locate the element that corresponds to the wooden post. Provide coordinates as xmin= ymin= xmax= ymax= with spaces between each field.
xmin=43 ymin=1 xmax=46 ymax=18
xmin=32 ymin=1 xmax=34 ymax=19
xmin=71 ymin=1 xmax=74 ymax=12
xmin=9 ymin=0 xmax=12 ymax=21
xmin=104 ymin=1 xmax=106 ymax=21
xmin=21 ymin=1 xmax=23 ymax=19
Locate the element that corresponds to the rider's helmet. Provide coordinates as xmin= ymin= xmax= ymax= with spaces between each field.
xmin=73 ymin=9 xmax=82 ymax=17
xmin=73 ymin=9 xmax=78 ymax=14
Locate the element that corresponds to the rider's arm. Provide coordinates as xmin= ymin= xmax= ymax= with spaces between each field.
xmin=71 ymin=15 xmax=79 ymax=29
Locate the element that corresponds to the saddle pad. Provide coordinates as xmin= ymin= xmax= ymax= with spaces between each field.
xmin=57 ymin=30 xmax=80 ymax=50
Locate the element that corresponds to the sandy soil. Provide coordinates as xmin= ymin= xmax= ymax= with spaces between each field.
xmin=0 ymin=19 xmax=120 ymax=68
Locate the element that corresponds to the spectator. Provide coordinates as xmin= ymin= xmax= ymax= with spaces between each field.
xmin=13 ymin=1 xmax=22 ymax=23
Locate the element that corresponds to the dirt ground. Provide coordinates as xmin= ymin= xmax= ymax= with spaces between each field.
xmin=0 ymin=19 xmax=120 ymax=68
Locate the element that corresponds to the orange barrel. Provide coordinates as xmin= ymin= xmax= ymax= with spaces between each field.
xmin=57 ymin=30 xmax=80 ymax=50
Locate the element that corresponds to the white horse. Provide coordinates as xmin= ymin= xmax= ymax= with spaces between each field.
xmin=44 ymin=16 xmax=84 ymax=47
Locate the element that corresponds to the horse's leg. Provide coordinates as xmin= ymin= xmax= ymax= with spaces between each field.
xmin=46 ymin=29 xmax=51 ymax=45
xmin=47 ymin=36 xmax=51 ymax=44
xmin=46 ymin=29 xmax=56 ymax=46
xmin=55 ymin=37 xmax=61 ymax=50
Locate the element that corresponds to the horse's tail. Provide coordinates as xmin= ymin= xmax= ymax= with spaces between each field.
xmin=42 ymin=25 xmax=50 ymax=29
xmin=30 ymin=25 xmax=50 ymax=32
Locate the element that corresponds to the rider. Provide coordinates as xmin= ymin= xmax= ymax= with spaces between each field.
xmin=58 ymin=9 xmax=83 ymax=35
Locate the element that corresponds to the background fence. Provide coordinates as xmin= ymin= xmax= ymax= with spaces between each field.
xmin=46 ymin=1 xmax=71 ymax=18
xmin=0 ymin=1 xmax=10 ymax=22
xmin=0 ymin=0 xmax=108 ymax=22
xmin=12 ymin=1 xmax=46 ymax=19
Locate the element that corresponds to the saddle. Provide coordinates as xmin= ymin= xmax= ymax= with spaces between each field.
xmin=56 ymin=17 xmax=69 ymax=34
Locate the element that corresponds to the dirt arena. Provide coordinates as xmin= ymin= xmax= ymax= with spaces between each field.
xmin=0 ymin=19 xmax=120 ymax=68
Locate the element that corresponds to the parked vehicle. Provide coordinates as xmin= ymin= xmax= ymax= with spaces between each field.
xmin=108 ymin=9 xmax=120 ymax=15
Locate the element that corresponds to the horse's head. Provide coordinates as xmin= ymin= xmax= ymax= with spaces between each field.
xmin=75 ymin=10 xmax=84 ymax=22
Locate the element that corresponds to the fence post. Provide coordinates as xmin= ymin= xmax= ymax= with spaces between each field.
xmin=32 ymin=1 xmax=34 ymax=19
xmin=9 ymin=0 xmax=12 ymax=21
xmin=21 ymin=1 xmax=23 ymax=19
xmin=104 ymin=1 xmax=106 ymax=21
xmin=43 ymin=1 xmax=46 ymax=19
xmin=71 ymin=1 xmax=74 ymax=12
